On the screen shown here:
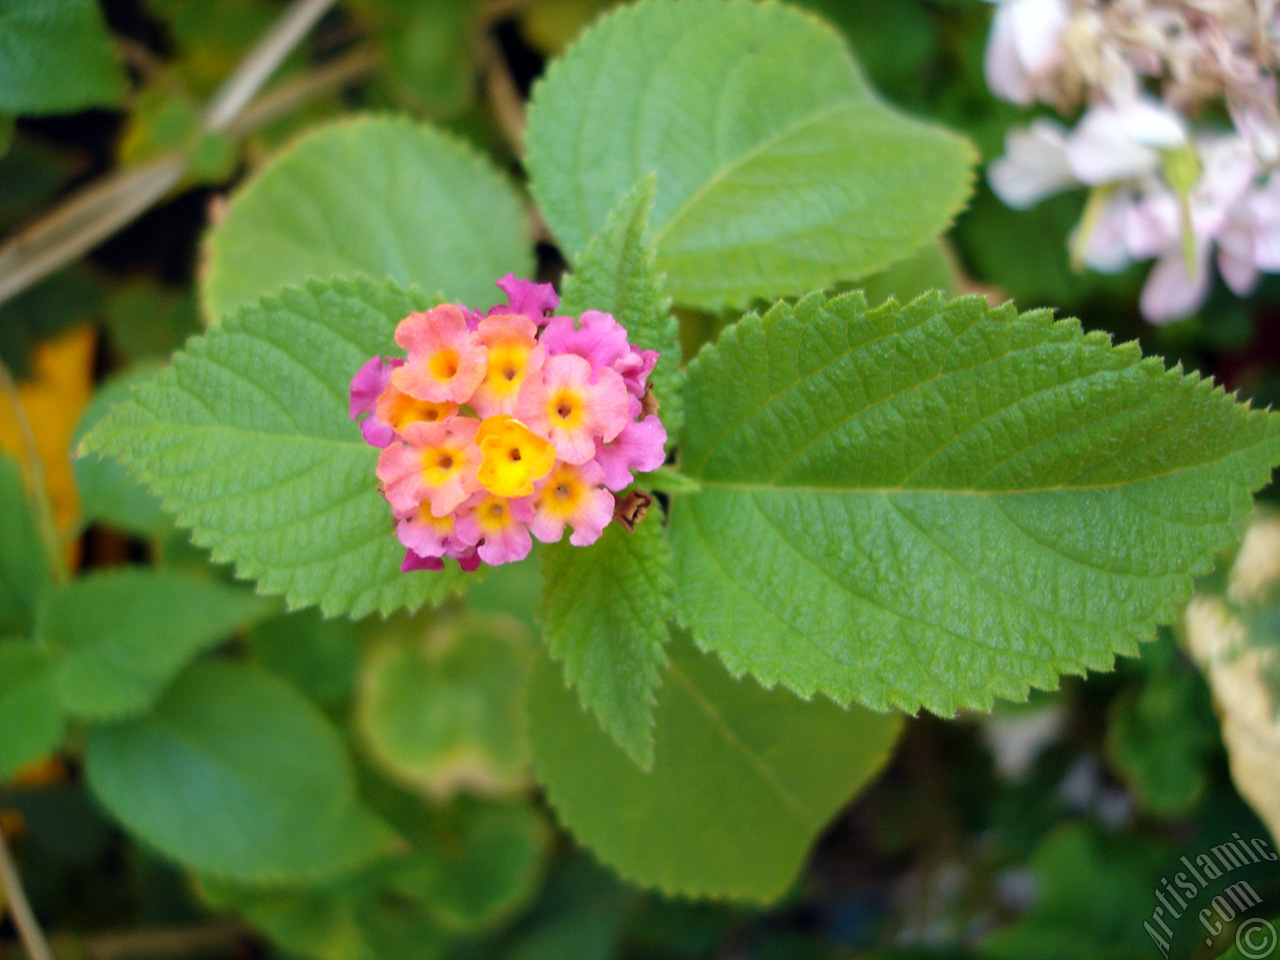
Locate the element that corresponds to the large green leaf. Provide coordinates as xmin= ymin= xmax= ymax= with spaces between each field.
xmin=526 ymin=635 xmax=902 ymax=902
xmin=0 ymin=452 xmax=48 ymax=635
xmin=0 ymin=0 xmax=126 ymax=115
xmin=356 ymin=612 xmax=533 ymax=798
xmin=0 ymin=639 xmax=63 ymax=779
xmin=80 ymin=277 xmax=473 ymax=617
xmin=537 ymin=512 xmax=673 ymax=769
xmin=558 ymin=175 xmax=683 ymax=442
xmin=671 ymin=291 xmax=1280 ymax=714
xmin=86 ymin=660 xmax=394 ymax=882
xmin=524 ymin=0 xmax=973 ymax=310
xmin=202 ymin=116 xmax=532 ymax=320
xmin=36 ymin=568 xmax=271 ymax=720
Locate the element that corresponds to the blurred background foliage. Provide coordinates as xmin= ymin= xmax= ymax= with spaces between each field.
xmin=1 ymin=0 xmax=1278 ymax=958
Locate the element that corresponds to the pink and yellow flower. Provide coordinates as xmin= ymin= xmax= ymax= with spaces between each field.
xmin=528 ymin=459 xmax=615 ymax=547
xmin=391 ymin=304 xmax=487 ymax=403
xmin=470 ymin=314 xmax=544 ymax=417
xmin=454 ymin=492 xmax=535 ymax=566
xmin=351 ymin=277 xmax=667 ymax=570
xmin=376 ymin=417 xmax=480 ymax=518
xmin=516 ymin=354 xmax=629 ymax=464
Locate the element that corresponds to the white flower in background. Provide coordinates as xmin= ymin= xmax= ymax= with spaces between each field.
xmin=983 ymin=0 xmax=1280 ymax=324
xmin=983 ymin=0 xmax=1071 ymax=106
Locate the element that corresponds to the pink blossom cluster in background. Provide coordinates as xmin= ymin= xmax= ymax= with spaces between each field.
xmin=984 ymin=0 xmax=1280 ymax=322
xmin=350 ymin=276 xmax=666 ymax=571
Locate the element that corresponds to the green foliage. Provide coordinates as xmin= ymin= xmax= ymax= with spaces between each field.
xmin=376 ymin=0 xmax=480 ymax=118
xmin=538 ymin=511 xmax=673 ymax=769
xmin=526 ymin=634 xmax=903 ymax=902
xmin=73 ymin=367 xmax=168 ymax=536
xmin=0 ymin=0 xmax=126 ymax=115
xmin=559 ymin=174 xmax=683 ymax=442
xmin=0 ymin=452 xmax=48 ymax=635
xmin=202 ymin=116 xmax=532 ymax=320
xmin=80 ymin=276 xmax=473 ymax=618
xmin=357 ymin=612 xmax=533 ymax=798
xmin=0 ymin=638 xmax=63 ymax=779
xmin=981 ymin=823 xmax=1179 ymax=960
xmin=1106 ymin=638 xmax=1217 ymax=815
xmin=248 ymin=608 xmax=360 ymax=708
xmin=35 ymin=567 xmax=271 ymax=720
xmin=384 ymin=797 xmax=548 ymax=933
xmin=86 ymin=660 xmax=394 ymax=882
xmin=671 ymin=290 xmax=1280 ymax=713
xmin=525 ymin=0 xmax=974 ymax=310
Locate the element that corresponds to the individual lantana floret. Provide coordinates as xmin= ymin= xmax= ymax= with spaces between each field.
xmin=351 ymin=276 xmax=669 ymax=571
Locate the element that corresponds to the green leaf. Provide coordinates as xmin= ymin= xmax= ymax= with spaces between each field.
xmin=247 ymin=608 xmax=360 ymax=708
xmin=36 ymin=568 xmax=271 ymax=720
xmin=202 ymin=116 xmax=532 ymax=321
xmin=79 ymin=276 xmax=474 ymax=618
xmin=0 ymin=0 xmax=126 ymax=115
xmin=559 ymin=175 xmax=683 ymax=441
xmin=524 ymin=0 xmax=974 ymax=310
xmin=86 ymin=660 xmax=394 ymax=883
xmin=526 ymin=634 xmax=902 ymax=902
xmin=671 ymin=291 xmax=1280 ymax=714
xmin=73 ymin=367 xmax=168 ymax=537
xmin=379 ymin=0 xmax=480 ymax=119
xmin=356 ymin=611 xmax=533 ymax=798
xmin=383 ymin=797 xmax=548 ymax=933
xmin=0 ymin=639 xmax=63 ymax=779
xmin=0 ymin=452 xmax=49 ymax=635
xmin=1105 ymin=637 xmax=1216 ymax=815
xmin=537 ymin=511 xmax=673 ymax=769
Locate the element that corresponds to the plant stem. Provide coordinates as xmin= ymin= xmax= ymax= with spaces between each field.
xmin=202 ymin=0 xmax=337 ymax=132
xmin=0 ymin=829 xmax=54 ymax=960
xmin=0 ymin=358 xmax=70 ymax=586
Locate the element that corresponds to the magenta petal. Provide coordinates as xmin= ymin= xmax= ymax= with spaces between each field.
xmin=541 ymin=311 xmax=630 ymax=372
xmin=495 ymin=273 xmax=559 ymax=323
xmin=402 ymin=549 xmax=445 ymax=572
xmin=594 ymin=415 xmax=667 ymax=491
xmin=615 ymin=349 xmax=659 ymax=397
xmin=360 ymin=417 xmax=396 ymax=448
xmin=350 ymin=356 xmax=398 ymax=420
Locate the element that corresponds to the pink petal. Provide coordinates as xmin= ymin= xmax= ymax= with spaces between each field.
xmin=495 ymin=273 xmax=559 ymax=324
xmin=615 ymin=349 xmax=659 ymax=398
xmin=540 ymin=310 xmax=630 ymax=372
xmin=1140 ymin=250 xmax=1211 ymax=324
xmin=988 ymin=120 xmax=1075 ymax=209
xmin=594 ymin=416 xmax=668 ymax=491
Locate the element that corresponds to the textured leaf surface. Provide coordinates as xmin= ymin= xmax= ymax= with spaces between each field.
xmin=357 ymin=612 xmax=533 ymax=798
xmin=524 ymin=0 xmax=973 ymax=310
xmin=80 ymin=277 xmax=472 ymax=618
xmin=37 ymin=568 xmax=272 ymax=720
xmin=537 ymin=512 xmax=673 ymax=768
xmin=672 ymin=291 xmax=1280 ymax=714
xmin=86 ymin=661 xmax=394 ymax=882
xmin=202 ymin=116 xmax=532 ymax=320
xmin=526 ymin=635 xmax=902 ymax=901
xmin=0 ymin=0 xmax=126 ymax=115
xmin=0 ymin=639 xmax=63 ymax=779
xmin=0 ymin=452 xmax=48 ymax=635
xmin=559 ymin=175 xmax=683 ymax=442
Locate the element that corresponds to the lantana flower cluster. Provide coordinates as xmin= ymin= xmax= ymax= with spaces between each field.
xmin=984 ymin=0 xmax=1280 ymax=323
xmin=350 ymin=275 xmax=666 ymax=571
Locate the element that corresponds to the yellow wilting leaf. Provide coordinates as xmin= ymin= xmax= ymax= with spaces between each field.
xmin=1186 ymin=514 xmax=1280 ymax=844
xmin=0 ymin=326 xmax=96 ymax=541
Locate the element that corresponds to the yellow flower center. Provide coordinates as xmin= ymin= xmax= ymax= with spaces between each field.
xmin=430 ymin=349 xmax=461 ymax=382
xmin=379 ymin=390 xmax=457 ymax=432
xmin=549 ymin=387 xmax=585 ymax=430
xmin=536 ymin=465 xmax=586 ymax=520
